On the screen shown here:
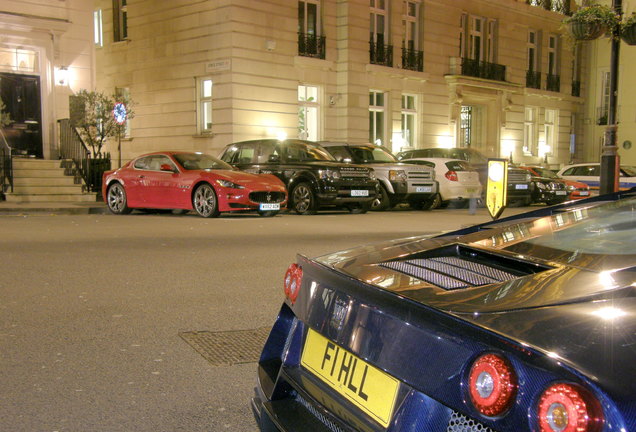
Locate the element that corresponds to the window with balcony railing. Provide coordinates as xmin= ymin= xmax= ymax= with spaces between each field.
xmin=461 ymin=58 xmax=506 ymax=82
xmin=402 ymin=45 xmax=423 ymax=71
xmin=546 ymin=74 xmax=560 ymax=92
xmin=298 ymin=33 xmax=326 ymax=59
xmin=526 ymin=70 xmax=541 ymax=89
xmin=370 ymin=40 xmax=393 ymax=67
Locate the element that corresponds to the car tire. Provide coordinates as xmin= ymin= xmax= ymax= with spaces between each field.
xmin=370 ymin=185 xmax=390 ymax=211
xmin=106 ymin=182 xmax=132 ymax=215
xmin=192 ymin=183 xmax=220 ymax=218
xmin=347 ymin=203 xmax=369 ymax=214
xmin=258 ymin=210 xmax=279 ymax=217
xmin=413 ymin=193 xmax=440 ymax=210
xmin=291 ymin=182 xmax=317 ymax=215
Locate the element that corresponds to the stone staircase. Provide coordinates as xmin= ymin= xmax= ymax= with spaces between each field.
xmin=5 ymin=158 xmax=97 ymax=203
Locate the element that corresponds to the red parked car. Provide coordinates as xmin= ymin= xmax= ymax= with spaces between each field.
xmin=520 ymin=165 xmax=590 ymax=200
xmin=102 ymin=151 xmax=287 ymax=217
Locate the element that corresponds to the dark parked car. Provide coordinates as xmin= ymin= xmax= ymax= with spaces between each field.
xmin=219 ymin=139 xmax=378 ymax=214
xmin=319 ymin=142 xmax=438 ymax=210
xmin=517 ymin=165 xmax=569 ymax=205
xmin=253 ymin=189 xmax=636 ymax=432
xmin=397 ymin=147 xmax=532 ymax=206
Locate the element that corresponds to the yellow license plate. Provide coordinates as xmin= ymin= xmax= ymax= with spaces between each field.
xmin=301 ymin=328 xmax=399 ymax=427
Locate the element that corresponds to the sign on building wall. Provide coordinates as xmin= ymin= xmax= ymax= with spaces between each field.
xmin=205 ymin=59 xmax=231 ymax=73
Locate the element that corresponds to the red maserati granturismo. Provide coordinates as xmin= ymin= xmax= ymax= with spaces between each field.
xmin=102 ymin=151 xmax=287 ymax=217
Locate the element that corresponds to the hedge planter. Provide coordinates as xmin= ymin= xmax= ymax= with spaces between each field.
xmin=568 ymin=20 xmax=605 ymax=40
xmin=622 ymin=22 xmax=636 ymax=45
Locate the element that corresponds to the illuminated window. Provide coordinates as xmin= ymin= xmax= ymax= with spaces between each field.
xmin=401 ymin=94 xmax=416 ymax=149
xmin=369 ymin=90 xmax=385 ymax=146
xmin=94 ymin=10 xmax=103 ymax=47
xmin=113 ymin=0 xmax=128 ymax=42
xmin=544 ymin=109 xmax=557 ymax=158
xmin=196 ymin=78 xmax=213 ymax=134
xmin=298 ymin=85 xmax=320 ymax=141
xmin=524 ymin=107 xmax=537 ymax=156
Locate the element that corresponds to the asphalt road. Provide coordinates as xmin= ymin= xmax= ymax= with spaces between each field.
xmin=0 ymin=206 xmax=527 ymax=432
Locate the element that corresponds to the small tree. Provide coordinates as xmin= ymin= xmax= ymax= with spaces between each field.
xmin=70 ymin=89 xmax=134 ymax=157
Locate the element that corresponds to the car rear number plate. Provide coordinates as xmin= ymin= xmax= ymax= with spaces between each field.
xmin=416 ymin=186 xmax=432 ymax=193
xmin=351 ymin=190 xmax=369 ymax=197
xmin=301 ymin=328 xmax=399 ymax=427
xmin=259 ymin=203 xmax=280 ymax=211
xmin=515 ymin=184 xmax=529 ymax=190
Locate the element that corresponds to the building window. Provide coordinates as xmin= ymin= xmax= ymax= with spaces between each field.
xmin=469 ymin=16 xmax=484 ymax=61
xmin=402 ymin=1 xmax=423 ymax=71
xmin=460 ymin=15 xmax=498 ymax=63
xmin=94 ymin=10 xmax=103 ymax=47
xmin=196 ymin=78 xmax=213 ymax=134
xmin=598 ymin=70 xmax=610 ymax=125
xmin=486 ymin=19 xmax=497 ymax=63
xmin=546 ymin=34 xmax=560 ymax=92
xmin=370 ymin=0 xmax=392 ymax=66
xmin=543 ymin=109 xmax=557 ymax=159
xmin=401 ymin=94 xmax=417 ymax=149
xmin=459 ymin=13 xmax=467 ymax=57
xmin=369 ymin=90 xmax=386 ymax=146
xmin=523 ymin=107 xmax=537 ymax=156
xmin=113 ymin=0 xmax=128 ymax=42
xmin=526 ymin=30 xmax=541 ymax=89
xmin=571 ymin=44 xmax=581 ymax=97
xmin=298 ymin=0 xmax=325 ymax=59
xmin=298 ymin=85 xmax=320 ymax=141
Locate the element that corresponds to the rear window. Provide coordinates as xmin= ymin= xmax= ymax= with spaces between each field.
xmin=445 ymin=160 xmax=473 ymax=171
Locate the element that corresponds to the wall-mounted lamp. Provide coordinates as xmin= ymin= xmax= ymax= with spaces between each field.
xmin=56 ymin=66 xmax=69 ymax=86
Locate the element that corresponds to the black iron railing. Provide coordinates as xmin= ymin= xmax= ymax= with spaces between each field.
xmin=402 ymin=45 xmax=423 ymax=72
xmin=460 ymin=58 xmax=506 ymax=82
xmin=58 ymin=118 xmax=110 ymax=193
xmin=370 ymin=40 xmax=393 ymax=67
xmin=526 ymin=0 xmax=571 ymax=14
xmin=0 ymin=128 xmax=12 ymax=198
xmin=298 ymin=32 xmax=326 ymax=59
xmin=526 ymin=70 xmax=542 ymax=89
xmin=572 ymin=80 xmax=581 ymax=97
xmin=546 ymin=74 xmax=561 ymax=92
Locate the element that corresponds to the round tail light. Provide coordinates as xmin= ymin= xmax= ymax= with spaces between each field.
xmin=445 ymin=170 xmax=459 ymax=182
xmin=468 ymin=353 xmax=517 ymax=417
xmin=538 ymin=383 xmax=603 ymax=432
xmin=283 ymin=263 xmax=303 ymax=304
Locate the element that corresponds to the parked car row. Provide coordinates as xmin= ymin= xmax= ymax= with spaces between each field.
xmin=103 ymin=141 xmax=598 ymax=218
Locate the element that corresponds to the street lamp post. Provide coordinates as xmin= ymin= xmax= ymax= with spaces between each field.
xmin=600 ymin=0 xmax=622 ymax=194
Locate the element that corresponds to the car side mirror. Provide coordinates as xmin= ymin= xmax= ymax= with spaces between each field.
xmin=160 ymin=164 xmax=175 ymax=172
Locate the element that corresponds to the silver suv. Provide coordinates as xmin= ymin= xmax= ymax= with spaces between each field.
xmin=320 ymin=142 xmax=438 ymax=210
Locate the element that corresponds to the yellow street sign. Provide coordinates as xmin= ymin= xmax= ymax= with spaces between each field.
xmin=486 ymin=159 xmax=508 ymax=220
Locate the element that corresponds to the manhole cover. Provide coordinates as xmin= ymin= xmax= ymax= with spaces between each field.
xmin=179 ymin=327 xmax=271 ymax=366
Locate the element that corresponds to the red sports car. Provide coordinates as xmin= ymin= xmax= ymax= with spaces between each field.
xmin=102 ymin=151 xmax=287 ymax=217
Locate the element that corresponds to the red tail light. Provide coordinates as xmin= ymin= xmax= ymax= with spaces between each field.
xmin=468 ymin=353 xmax=517 ymax=416
xmin=283 ymin=263 xmax=303 ymax=304
xmin=538 ymin=383 xmax=603 ymax=432
xmin=445 ymin=170 xmax=459 ymax=181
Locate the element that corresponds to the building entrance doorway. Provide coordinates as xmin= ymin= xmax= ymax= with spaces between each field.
xmin=0 ymin=73 xmax=43 ymax=158
xmin=458 ymin=105 xmax=487 ymax=155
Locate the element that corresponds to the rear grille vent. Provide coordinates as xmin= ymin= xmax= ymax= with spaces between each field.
xmin=379 ymin=244 xmax=551 ymax=290
xmin=447 ymin=410 xmax=495 ymax=432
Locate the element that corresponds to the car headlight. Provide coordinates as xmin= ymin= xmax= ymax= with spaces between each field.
xmin=389 ymin=170 xmax=407 ymax=182
xmin=368 ymin=169 xmax=376 ymax=181
xmin=216 ymin=179 xmax=245 ymax=189
xmin=318 ymin=169 xmax=341 ymax=180
xmin=536 ymin=182 xmax=546 ymax=190
xmin=525 ymin=174 xmax=532 ymax=182
xmin=566 ymin=184 xmax=575 ymax=191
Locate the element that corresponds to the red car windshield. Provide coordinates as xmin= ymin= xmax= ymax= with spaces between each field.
xmin=174 ymin=153 xmax=234 ymax=171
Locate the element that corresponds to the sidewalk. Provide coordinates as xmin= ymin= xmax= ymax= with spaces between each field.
xmin=0 ymin=200 xmax=108 ymax=215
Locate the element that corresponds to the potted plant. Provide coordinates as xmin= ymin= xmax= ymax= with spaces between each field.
xmin=563 ymin=3 xmax=619 ymax=41
xmin=621 ymin=13 xmax=636 ymax=45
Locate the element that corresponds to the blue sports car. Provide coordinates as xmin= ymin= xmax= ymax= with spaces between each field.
xmin=252 ymin=189 xmax=636 ymax=432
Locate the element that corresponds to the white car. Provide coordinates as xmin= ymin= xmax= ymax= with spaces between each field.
xmin=402 ymin=157 xmax=482 ymax=208
xmin=557 ymin=162 xmax=636 ymax=194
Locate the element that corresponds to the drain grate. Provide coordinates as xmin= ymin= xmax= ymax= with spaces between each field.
xmin=179 ymin=327 xmax=271 ymax=366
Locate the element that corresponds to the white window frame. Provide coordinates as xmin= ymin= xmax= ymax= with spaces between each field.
xmin=547 ymin=34 xmax=559 ymax=77
xmin=369 ymin=90 xmax=386 ymax=147
xmin=469 ymin=16 xmax=485 ymax=61
xmin=459 ymin=13 xmax=467 ymax=57
xmin=486 ymin=19 xmax=497 ymax=63
xmin=544 ymin=109 xmax=558 ymax=158
xmin=298 ymin=0 xmax=321 ymax=36
xmin=94 ymin=9 xmax=103 ymax=47
xmin=113 ymin=0 xmax=128 ymax=42
xmin=402 ymin=1 xmax=420 ymax=51
xmin=370 ymin=0 xmax=388 ymax=46
xmin=196 ymin=78 xmax=213 ymax=135
xmin=401 ymin=94 xmax=417 ymax=149
xmin=523 ymin=107 xmax=538 ymax=156
xmin=298 ymin=85 xmax=321 ymax=141
xmin=527 ymin=30 xmax=538 ymax=72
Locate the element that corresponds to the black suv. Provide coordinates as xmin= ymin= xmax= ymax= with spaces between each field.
xmin=219 ymin=139 xmax=378 ymax=214
xmin=397 ymin=147 xmax=532 ymax=206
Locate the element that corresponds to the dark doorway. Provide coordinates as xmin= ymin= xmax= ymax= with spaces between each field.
xmin=0 ymin=73 xmax=43 ymax=158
